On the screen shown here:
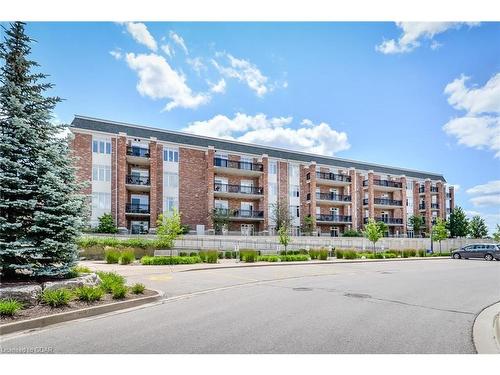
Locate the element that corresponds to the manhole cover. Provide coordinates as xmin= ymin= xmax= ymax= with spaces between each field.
xmin=293 ymin=287 xmax=313 ymax=292
xmin=344 ymin=293 xmax=372 ymax=299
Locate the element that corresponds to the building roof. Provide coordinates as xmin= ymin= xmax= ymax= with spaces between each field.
xmin=71 ymin=115 xmax=447 ymax=182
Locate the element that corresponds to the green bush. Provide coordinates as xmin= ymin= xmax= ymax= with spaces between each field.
xmin=218 ymin=252 xmax=224 ymax=259
xmin=111 ymin=284 xmax=127 ymax=299
xmin=96 ymin=213 xmax=118 ymax=234
xmin=240 ymin=250 xmax=258 ymax=263
xmin=131 ymin=283 xmax=146 ymax=294
xmin=200 ymin=250 xmax=218 ymax=263
xmin=336 ymin=249 xmax=344 ymax=259
xmin=359 ymin=252 xmax=374 ymax=259
xmin=140 ymin=256 xmax=202 ymax=265
xmin=383 ymin=253 xmax=397 ymax=258
xmin=343 ymin=250 xmax=357 ymax=260
xmin=374 ymin=253 xmax=384 ymax=259
xmin=318 ymin=249 xmax=328 ymax=260
xmin=0 ymin=299 xmax=23 ymax=316
xmin=256 ymin=255 xmax=280 ymax=262
xmin=198 ymin=251 xmax=207 ymax=262
xmin=96 ymin=271 xmax=126 ymax=293
xmin=119 ymin=249 xmax=135 ymax=265
xmin=342 ymin=229 xmax=363 ymax=237
xmin=309 ymin=249 xmax=319 ymax=260
xmin=65 ymin=264 xmax=93 ymax=278
xmin=42 ymin=289 xmax=73 ymax=307
xmin=104 ymin=247 xmax=121 ymax=264
xmin=417 ymin=249 xmax=426 ymax=257
xmin=280 ymin=254 xmax=309 ymax=262
xmin=431 ymin=252 xmax=451 ymax=257
xmin=74 ymin=286 xmax=104 ymax=302
xmin=179 ymin=252 xmax=188 ymax=257
xmin=224 ymin=251 xmax=233 ymax=259
xmin=189 ymin=252 xmax=198 ymax=257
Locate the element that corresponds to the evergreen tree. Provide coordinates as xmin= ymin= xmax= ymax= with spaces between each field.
xmin=468 ymin=215 xmax=488 ymax=239
xmin=446 ymin=207 xmax=469 ymax=238
xmin=0 ymin=22 xmax=85 ymax=278
xmin=97 ymin=213 xmax=118 ymax=234
xmin=493 ymin=224 xmax=500 ymax=242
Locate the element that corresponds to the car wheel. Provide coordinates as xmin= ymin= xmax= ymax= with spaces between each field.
xmin=484 ymin=254 xmax=494 ymax=261
xmin=453 ymin=253 xmax=461 ymax=259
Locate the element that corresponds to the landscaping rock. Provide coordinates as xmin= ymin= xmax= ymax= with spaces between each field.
xmin=0 ymin=284 xmax=42 ymax=306
xmin=43 ymin=273 xmax=101 ymax=291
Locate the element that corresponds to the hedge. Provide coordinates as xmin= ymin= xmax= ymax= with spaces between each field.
xmin=140 ymin=256 xmax=202 ymax=265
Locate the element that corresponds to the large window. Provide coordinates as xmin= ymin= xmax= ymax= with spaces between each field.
xmin=164 ymin=172 xmax=179 ymax=188
xmin=163 ymin=148 xmax=179 ymax=162
xmin=289 ymin=184 xmax=300 ymax=198
xmin=92 ymin=139 xmax=111 ymax=155
xmin=269 ymin=182 xmax=278 ymax=196
xmin=91 ymin=192 xmax=111 ymax=209
xmin=92 ymin=165 xmax=111 ymax=182
xmin=269 ymin=161 xmax=277 ymax=175
xmin=164 ymin=197 xmax=178 ymax=213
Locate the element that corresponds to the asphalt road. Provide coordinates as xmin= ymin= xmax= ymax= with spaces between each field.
xmin=1 ymin=259 xmax=499 ymax=353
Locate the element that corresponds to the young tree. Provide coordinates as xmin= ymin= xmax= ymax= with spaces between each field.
xmin=278 ymin=225 xmax=291 ymax=254
xmin=271 ymin=198 xmax=293 ymax=232
xmin=468 ymin=215 xmax=488 ymax=239
xmin=156 ymin=209 xmax=183 ymax=256
xmin=446 ymin=207 xmax=469 ymax=238
xmin=363 ymin=218 xmax=385 ymax=254
xmin=0 ymin=22 xmax=85 ymax=278
xmin=302 ymin=215 xmax=315 ymax=236
xmin=409 ymin=215 xmax=424 ymax=237
xmin=432 ymin=217 xmax=448 ymax=254
xmin=210 ymin=208 xmax=231 ymax=234
xmin=96 ymin=213 xmax=118 ymax=234
xmin=493 ymin=224 xmax=500 ymax=242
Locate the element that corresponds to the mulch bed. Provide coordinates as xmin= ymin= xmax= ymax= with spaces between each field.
xmin=0 ymin=289 xmax=156 ymax=324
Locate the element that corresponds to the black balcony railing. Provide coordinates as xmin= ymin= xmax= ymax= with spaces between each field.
xmin=126 ymin=175 xmax=151 ymax=186
xmin=214 ymin=208 xmax=264 ymax=219
xmin=431 ymin=203 xmax=440 ymax=209
xmin=126 ymin=146 xmax=150 ymax=158
xmin=364 ymin=217 xmax=403 ymax=225
xmin=430 ymin=186 xmax=439 ymax=193
xmin=363 ymin=179 xmax=402 ymax=188
xmin=125 ymin=203 xmax=150 ymax=214
xmin=315 ymin=171 xmax=351 ymax=183
xmin=316 ymin=214 xmax=352 ymax=222
xmin=419 ymin=203 xmax=426 ymax=210
xmin=214 ymin=183 xmax=263 ymax=195
xmin=214 ymin=158 xmax=263 ymax=172
xmin=312 ymin=192 xmax=351 ymax=202
xmin=374 ymin=198 xmax=402 ymax=206
xmin=419 ymin=186 xmax=425 ymax=193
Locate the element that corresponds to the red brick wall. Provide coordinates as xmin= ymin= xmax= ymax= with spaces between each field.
xmin=179 ymin=147 xmax=208 ymax=229
xmin=278 ymin=161 xmax=288 ymax=206
xmin=71 ymin=132 xmax=92 ymax=196
xmin=111 ymin=138 xmax=117 ymax=224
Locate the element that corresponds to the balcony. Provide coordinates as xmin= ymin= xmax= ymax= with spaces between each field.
xmin=125 ymin=203 xmax=150 ymax=215
xmin=364 ymin=217 xmax=403 ymax=226
xmin=126 ymin=146 xmax=150 ymax=165
xmin=125 ymin=175 xmax=151 ymax=192
xmin=214 ymin=183 xmax=264 ymax=199
xmin=214 ymin=158 xmax=263 ymax=177
xmin=430 ymin=186 xmax=439 ymax=193
xmin=309 ymin=171 xmax=351 ymax=186
xmin=214 ymin=208 xmax=264 ymax=221
xmin=310 ymin=192 xmax=351 ymax=205
xmin=419 ymin=186 xmax=425 ymax=194
xmin=363 ymin=198 xmax=403 ymax=208
xmin=363 ymin=179 xmax=402 ymax=191
xmin=419 ymin=203 xmax=426 ymax=210
xmin=316 ymin=214 xmax=352 ymax=223
xmin=431 ymin=203 xmax=440 ymax=209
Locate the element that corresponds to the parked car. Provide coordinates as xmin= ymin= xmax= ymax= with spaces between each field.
xmin=451 ymin=243 xmax=500 ymax=261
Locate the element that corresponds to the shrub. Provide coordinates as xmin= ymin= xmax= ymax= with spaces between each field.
xmin=180 ymin=224 xmax=191 ymax=234
xmin=96 ymin=213 xmax=118 ymax=234
xmin=200 ymin=250 xmax=218 ymax=263
xmin=119 ymin=249 xmax=135 ymax=265
xmin=309 ymin=249 xmax=319 ymax=260
xmin=96 ymin=271 xmax=126 ymax=293
xmin=241 ymin=251 xmax=257 ymax=263
xmin=224 ymin=251 xmax=233 ymax=259
xmin=257 ymin=255 xmax=280 ymax=262
xmin=280 ymin=254 xmax=309 ymax=262
xmin=385 ymin=249 xmax=399 ymax=256
xmin=74 ymin=286 xmax=104 ymax=302
xmin=189 ymin=252 xmax=198 ymax=257
xmin=104 ymin=247 xmax=121 ymax=264
xmin=42 ymin=288 xmax=73 ymax=307
xmin=342 ymin=229 xmax=363 ymax=237
xmin=179 ymin=252 xmax=188 ymax=257
xmin=343 ymin=250 xmax=357 ymax=260
xmin=417 ymin=249 xmax=426 ymax=257
xmin=318 ymin=249 xmax=328 ymax=260
xmin=374 ymin=253 xmax=384 ymax=259
xmin=111 ymin=284 xmax=127 ymax=299
xmin=65 ymin=264 xmax=93 ymax=279
xmin=359 ymin=252 xmax=374 ymax=259
xmin=384 ymin=253 xmax=397 ymax=259
xmin=140 ymin=255 xmax=202 ymax=265
xmin=336 ymin=249 xmax=344 ymax=259
xmin=0 ymin=299 xmax=23 ymax=316
xmin=130 ymin=283 xmax=145 ymax=294
xmin=218 ymin=252 xmax=224 ymax=259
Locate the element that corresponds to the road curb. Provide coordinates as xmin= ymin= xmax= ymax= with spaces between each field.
xmin=179 ymin=256 xmax=450 ymax=272
xmin=0 ymin=290 xmax=163 ymax=336
xmin=473 ymin=300 xmax=500 ymax=354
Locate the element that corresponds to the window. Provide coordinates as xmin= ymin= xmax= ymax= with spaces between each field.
xmin=163 ymin=148 xmax=179 ymax=162
xmin=269 ymin=182 xmax=278 ymax=196
xmin=91 ymin=192 xmax=111 ymax=209
xmin=164 ymin=172 xmax=179 ymax=188
xmin=92 ymin=139 xmax=111 ymax=154
xmin=164 ymin=197 xmax=178 ymax=213
xmin=215 ymin=200 xmax=228 ymax=209
xmin=289 ymin=164 xmax=299 ymax=179
xmin=269 ymin=161 xmax=277 ymax=175
xmin=289 ymin=184 xmax=300 ymax=198
xmin=92 ymin=165 xmax=111 ymax=182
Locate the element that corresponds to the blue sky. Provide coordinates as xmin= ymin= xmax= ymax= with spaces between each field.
xmin=5 ymin=22 xmax=499 ymax=232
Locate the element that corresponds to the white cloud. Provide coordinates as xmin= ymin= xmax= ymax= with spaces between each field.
xmin=212 ymin=53 xmax=269 ymax=97
xmin=376 ymin=22 xmax=479 ymax=54
xmin=443 ymin=73 xmax=500 ymax=157
xmin=124 ymin=22 xmax=158 ymax=52
xmin=161 ymin=44 xmax=174 ymax=58
xmin=466 ymin=180 xmax=500 ymax=195
xmin=469 ymin=195 xmax=500 ymax=207
xmin=109 ymin=49 xmax=122 ymax=60
xmin=186 ymin=57 xmax=206 ymax=75
xmin=125 ymin=53 xmax=210 ymax=111
xmin=183 ymin=113 xmax=350 ymax=156
xmin=209 ymin=79 xmax=226 ymax=94
xmin=169 ymin=31 xmax=188 ymax=54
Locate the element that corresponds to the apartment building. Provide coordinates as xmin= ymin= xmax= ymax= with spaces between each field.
xmin=70 ymin=115 xmax=455 ymax=236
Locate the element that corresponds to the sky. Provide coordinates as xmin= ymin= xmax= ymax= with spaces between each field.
xmin=3 ymin=22 xmax=499 ymax=232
